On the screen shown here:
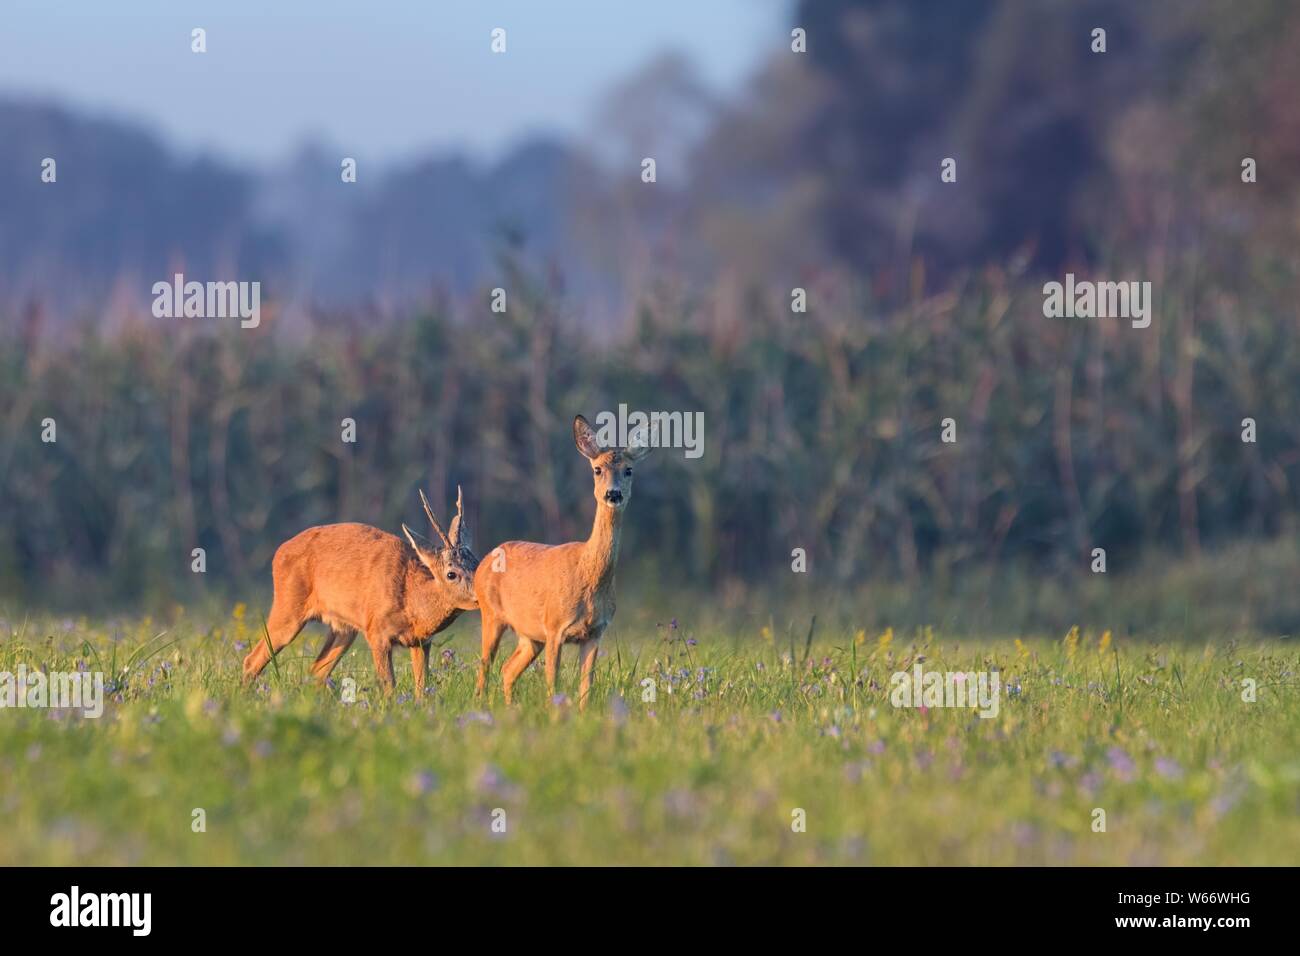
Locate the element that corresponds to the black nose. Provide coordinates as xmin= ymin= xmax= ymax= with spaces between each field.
xmin=605 ymin=490 xmax=623 ymax=503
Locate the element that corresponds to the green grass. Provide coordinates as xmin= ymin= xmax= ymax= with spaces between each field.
xmin=1 ymin=608 xmax=1297 ymax=865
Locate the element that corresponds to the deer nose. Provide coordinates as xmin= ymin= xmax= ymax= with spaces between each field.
xmin=605 ymin=489 xmax=623 ymax=504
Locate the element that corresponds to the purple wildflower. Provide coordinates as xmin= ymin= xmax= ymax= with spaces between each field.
xmin=609 ymin=695 xmax=630 ymax=724
xmin=1154 ymin=757 xmax=1184 ymax=780
xmin=406 ymin=770 xmax=439 ymax=796
xmin=1106 ymin=747 xmax=1136 ymax=781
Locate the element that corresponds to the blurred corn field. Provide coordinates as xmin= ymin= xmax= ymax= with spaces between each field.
xmin=3 ymin=249 xmax=1299 ymax=607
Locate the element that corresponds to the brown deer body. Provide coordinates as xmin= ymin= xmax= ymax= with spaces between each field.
xmin=475 ymin=415 xmax=649 ymax=709
xmin=242 ymin=489 xmax=478 ymax=696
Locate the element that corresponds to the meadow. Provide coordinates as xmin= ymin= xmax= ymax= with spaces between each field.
xmin=5 ymin=0 xmax=1300 ymax=875
xmin=1 ymin=604 xmax=1296 ymax=866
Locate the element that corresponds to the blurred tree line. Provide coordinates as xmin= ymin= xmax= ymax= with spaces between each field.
xmin=2 ymin=245 xmax=1298 ymax=604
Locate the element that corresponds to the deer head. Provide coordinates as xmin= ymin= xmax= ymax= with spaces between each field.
xmin=573 ymin=414 xmax=651 ymax=511
xmin=402 ymin=485 xmax=479 ymax=608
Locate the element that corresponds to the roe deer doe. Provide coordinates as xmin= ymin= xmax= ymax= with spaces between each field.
xmin=242 ymin=488 xmax=479 ymax=696
xmin=475 ymin=415 xmax=650 ymax=709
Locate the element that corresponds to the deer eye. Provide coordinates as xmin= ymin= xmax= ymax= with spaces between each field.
xmin=624 ymin=467 xmax=633 ymax=477
xmin=593 ymin=466 xmax=602 ymax=476
xmin=446 ymin=571 xmax=457 ymax=581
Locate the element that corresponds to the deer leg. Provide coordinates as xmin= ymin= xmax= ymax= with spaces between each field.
xmin=501 ymin=638 xmax=542 ymax=705
xmin=314 ymin=629 xmax=338 ymax=667
xmin=577 ymin=639 xmax=600 ymax=712
xmin=310 ymin=627 xmax=358 ymax=683
xmin=366 ymin=634 xmax=396 ymax=693
xmin=242 ymin=606 xmax=306 ymax=685
xmin=477 ymin=614 xmax=507 ymax=698
xmin=411 ymin=641 xmax=429 ymax=698
xmin=544 ymin=636 xmax=564 ymax=701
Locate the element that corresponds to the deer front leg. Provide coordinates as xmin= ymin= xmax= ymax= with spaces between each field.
xmin=411 ymin=641 xmax=429 ymax=698
xmin=577 ymin=638 xmax=600 ymax=712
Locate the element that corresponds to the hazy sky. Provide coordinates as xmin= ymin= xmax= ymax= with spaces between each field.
xmin=0 ymin=0 xmax=786 ymax=167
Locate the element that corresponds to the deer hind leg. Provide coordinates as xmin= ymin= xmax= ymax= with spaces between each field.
xmin=543 ymin=636 xmax=565 ymax=700
xmin=501 ymin=638 xmax=543 ymax=705
xmin=309 ymin=627 xmax=358 ymax=683
xmin=577 ymin=639 xmax=600 ymax=712
xmin=411 ymin=641 xmax=430 ymax=698
xmin=242 ymin=604 xmax=306 ymax=685
xmin=365 ymin=632 xmax=397 ymax=694
xmin=477 ymin=613 xmax=508 ymax=698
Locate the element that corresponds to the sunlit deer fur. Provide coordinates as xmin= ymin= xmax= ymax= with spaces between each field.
xmin=475 ymin=415 xmax=650 ymax=710
xmin=242 ymin=488 xmax=479 ymax=696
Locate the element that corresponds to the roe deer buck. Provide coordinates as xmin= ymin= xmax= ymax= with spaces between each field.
xmin=475 ymin=415 xmax=650 ymax=710
xmin=242 ymin=488 xmax=479 ymax=696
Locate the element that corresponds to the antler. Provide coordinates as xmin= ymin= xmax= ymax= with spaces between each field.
xmin=448 ymin=484 xmax=471 ymax=551
xmin=419 ymin=488 xmax=452 ymax=549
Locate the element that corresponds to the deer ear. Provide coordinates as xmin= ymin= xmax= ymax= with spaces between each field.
xmin=574 ymin=414 xmax=602 ymax=460
xmin=401 ymin=523 xmax=420 ymax=551
xmin=402 ymin=524 xmax=439 ymax=573
xmin=624 ymin=424 xmax=651 ymax=461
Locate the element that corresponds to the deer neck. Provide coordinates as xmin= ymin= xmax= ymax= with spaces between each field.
xmin=581 ymin=503 xmax=623 ymax=590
